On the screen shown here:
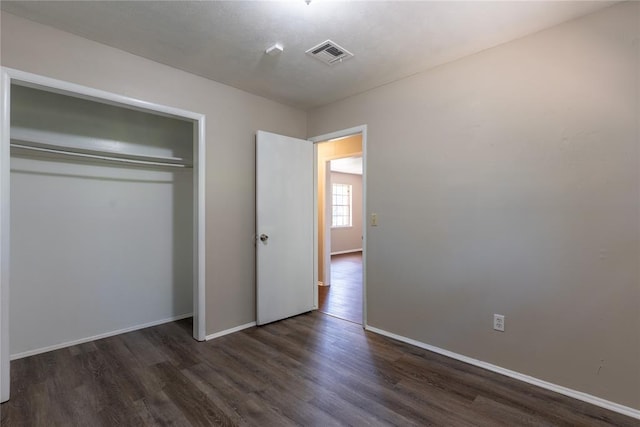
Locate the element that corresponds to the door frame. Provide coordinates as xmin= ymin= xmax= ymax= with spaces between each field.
xmin=309 ymin=125 xmax=367 ymax=327
xmin=0 ymin=67 xmax=207 ymax=402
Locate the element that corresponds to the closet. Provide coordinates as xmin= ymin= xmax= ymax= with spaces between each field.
xmin=6 ymin=81 xmax=201 ymax=359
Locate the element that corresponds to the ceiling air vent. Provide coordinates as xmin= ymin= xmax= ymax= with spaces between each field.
xmin=306 ymin=40 xmax=354 ymax=65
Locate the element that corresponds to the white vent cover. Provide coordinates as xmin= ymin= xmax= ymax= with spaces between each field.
xmin=306 ymin=40 xmax=354 ymax=65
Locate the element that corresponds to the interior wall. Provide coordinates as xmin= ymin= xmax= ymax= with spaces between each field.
xmin=0 ymin=11 xmax=307 ymax=335
xmin=308 ymin=2 xmax=640 ymax=410
xmin=10 ymin=158 xmax=192 ymax=356
xmin=317 ymin=135 xmax=362 ymax=284
xmin=330 ymin=171 xmax=363 ymax=254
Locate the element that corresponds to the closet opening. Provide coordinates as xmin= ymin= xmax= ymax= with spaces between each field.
xmin=1 ymin=68 xmax=206 ymax=402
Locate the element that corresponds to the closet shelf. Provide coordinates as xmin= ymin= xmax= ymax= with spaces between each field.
xmin=10 ymin=138 xmax=193 ymax=169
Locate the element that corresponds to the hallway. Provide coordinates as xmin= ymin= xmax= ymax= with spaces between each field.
xmin=318 ymin=252 xmax=362 ymax=324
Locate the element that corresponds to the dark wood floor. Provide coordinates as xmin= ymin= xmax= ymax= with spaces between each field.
xmin=318 ymin=251 xmax=362 ymax=324
xmin=1 ymin=312 xmax=637 ymax=426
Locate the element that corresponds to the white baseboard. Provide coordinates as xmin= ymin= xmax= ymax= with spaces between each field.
xmin=365 ymin=325 xmax=640 ymax=421
xmin=10 ymin=313 xmax=194 ymax=360
xmin=330 ymin=248 xmax=363 ymax=255
xmin=206 ymin=321 xmax=256 ymax=341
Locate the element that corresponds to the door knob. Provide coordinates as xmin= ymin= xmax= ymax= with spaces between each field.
xmin=260 ymin=234 xmax=269 ymax=242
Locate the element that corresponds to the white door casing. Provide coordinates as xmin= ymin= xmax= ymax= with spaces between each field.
xmin=1 ymin=69 xmax=10 ymax=404
xmin=256 ymin=131 xmax=314 ymax=325
xmin=0 ymin=68 xmax=207 ymax=403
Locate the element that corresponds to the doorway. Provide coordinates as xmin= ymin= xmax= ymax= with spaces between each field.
xmin=313 ymin=131 xmax=365 ymax=325
xmin=255 ymin=128 xmax=366 ymax=328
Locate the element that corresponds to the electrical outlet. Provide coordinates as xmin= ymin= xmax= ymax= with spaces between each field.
xmin=493 ymin=314 xmax=505 ymax=332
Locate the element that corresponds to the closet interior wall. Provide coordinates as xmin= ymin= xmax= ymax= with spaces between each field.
xmin=9 ymin=84 xmax=194 ymax=358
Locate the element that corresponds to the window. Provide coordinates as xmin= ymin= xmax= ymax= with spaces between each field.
xmin=332 ymin=183 xmax=352 ymax=227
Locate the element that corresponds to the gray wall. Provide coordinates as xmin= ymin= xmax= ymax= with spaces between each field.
xmin=1 ymin=11 xmax=307 ymax=336
xmin=10 ymin=158 xmax=193 ymax=355
xmin=330 ymin=172 xmax=363 ymax=254
xmin=308 ymin=2 xmax=640 ymax=409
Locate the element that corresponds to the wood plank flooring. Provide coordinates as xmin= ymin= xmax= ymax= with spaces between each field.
xmin=318 ymin=252 xmax=362 ymax=324
xmin=1 ymin=312 xmax=637 ymax=426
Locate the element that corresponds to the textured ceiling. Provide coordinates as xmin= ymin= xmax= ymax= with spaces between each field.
xmin=1 ymin=1 xmax=617 ymax=110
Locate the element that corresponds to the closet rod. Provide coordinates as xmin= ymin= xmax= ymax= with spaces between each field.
xmin=10 ymin=143 xmax=192 ymax=168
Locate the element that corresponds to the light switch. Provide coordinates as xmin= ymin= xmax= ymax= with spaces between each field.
xmin=371 ymin=213 xmax=378 ymax=226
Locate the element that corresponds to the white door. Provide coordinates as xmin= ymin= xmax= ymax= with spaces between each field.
xmin=256 ymin=131 xmax=314 ymax=325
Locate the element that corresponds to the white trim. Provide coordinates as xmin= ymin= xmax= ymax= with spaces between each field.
xmin=206 ymin=322 xmax=256 ymax=341
xmin=310 ymin=125 xmax=368 ymax=328
xmin=308 ymin=125 xmax=367 ymax=144
xmin=1 ymin=70 xmax=11 ymax=403
xmin=194 ymin=116 xmax=207 ymax=341
xmin=4 ymin=68 xmax=202 ymax=121
xmin=365 ymin=325 xmax=640 ymax=421
xmin=330 ymin=249 xmax=363 ymax=256
xmin=10 ymin=313 xmax=194 ymax=361
xmin=0 ymin=68 xmax=208 ymax=400
xmin=313 ymin=143 xmax=319 ymax=310
xmin=324 ymin=160 xmax=332 ymax=296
